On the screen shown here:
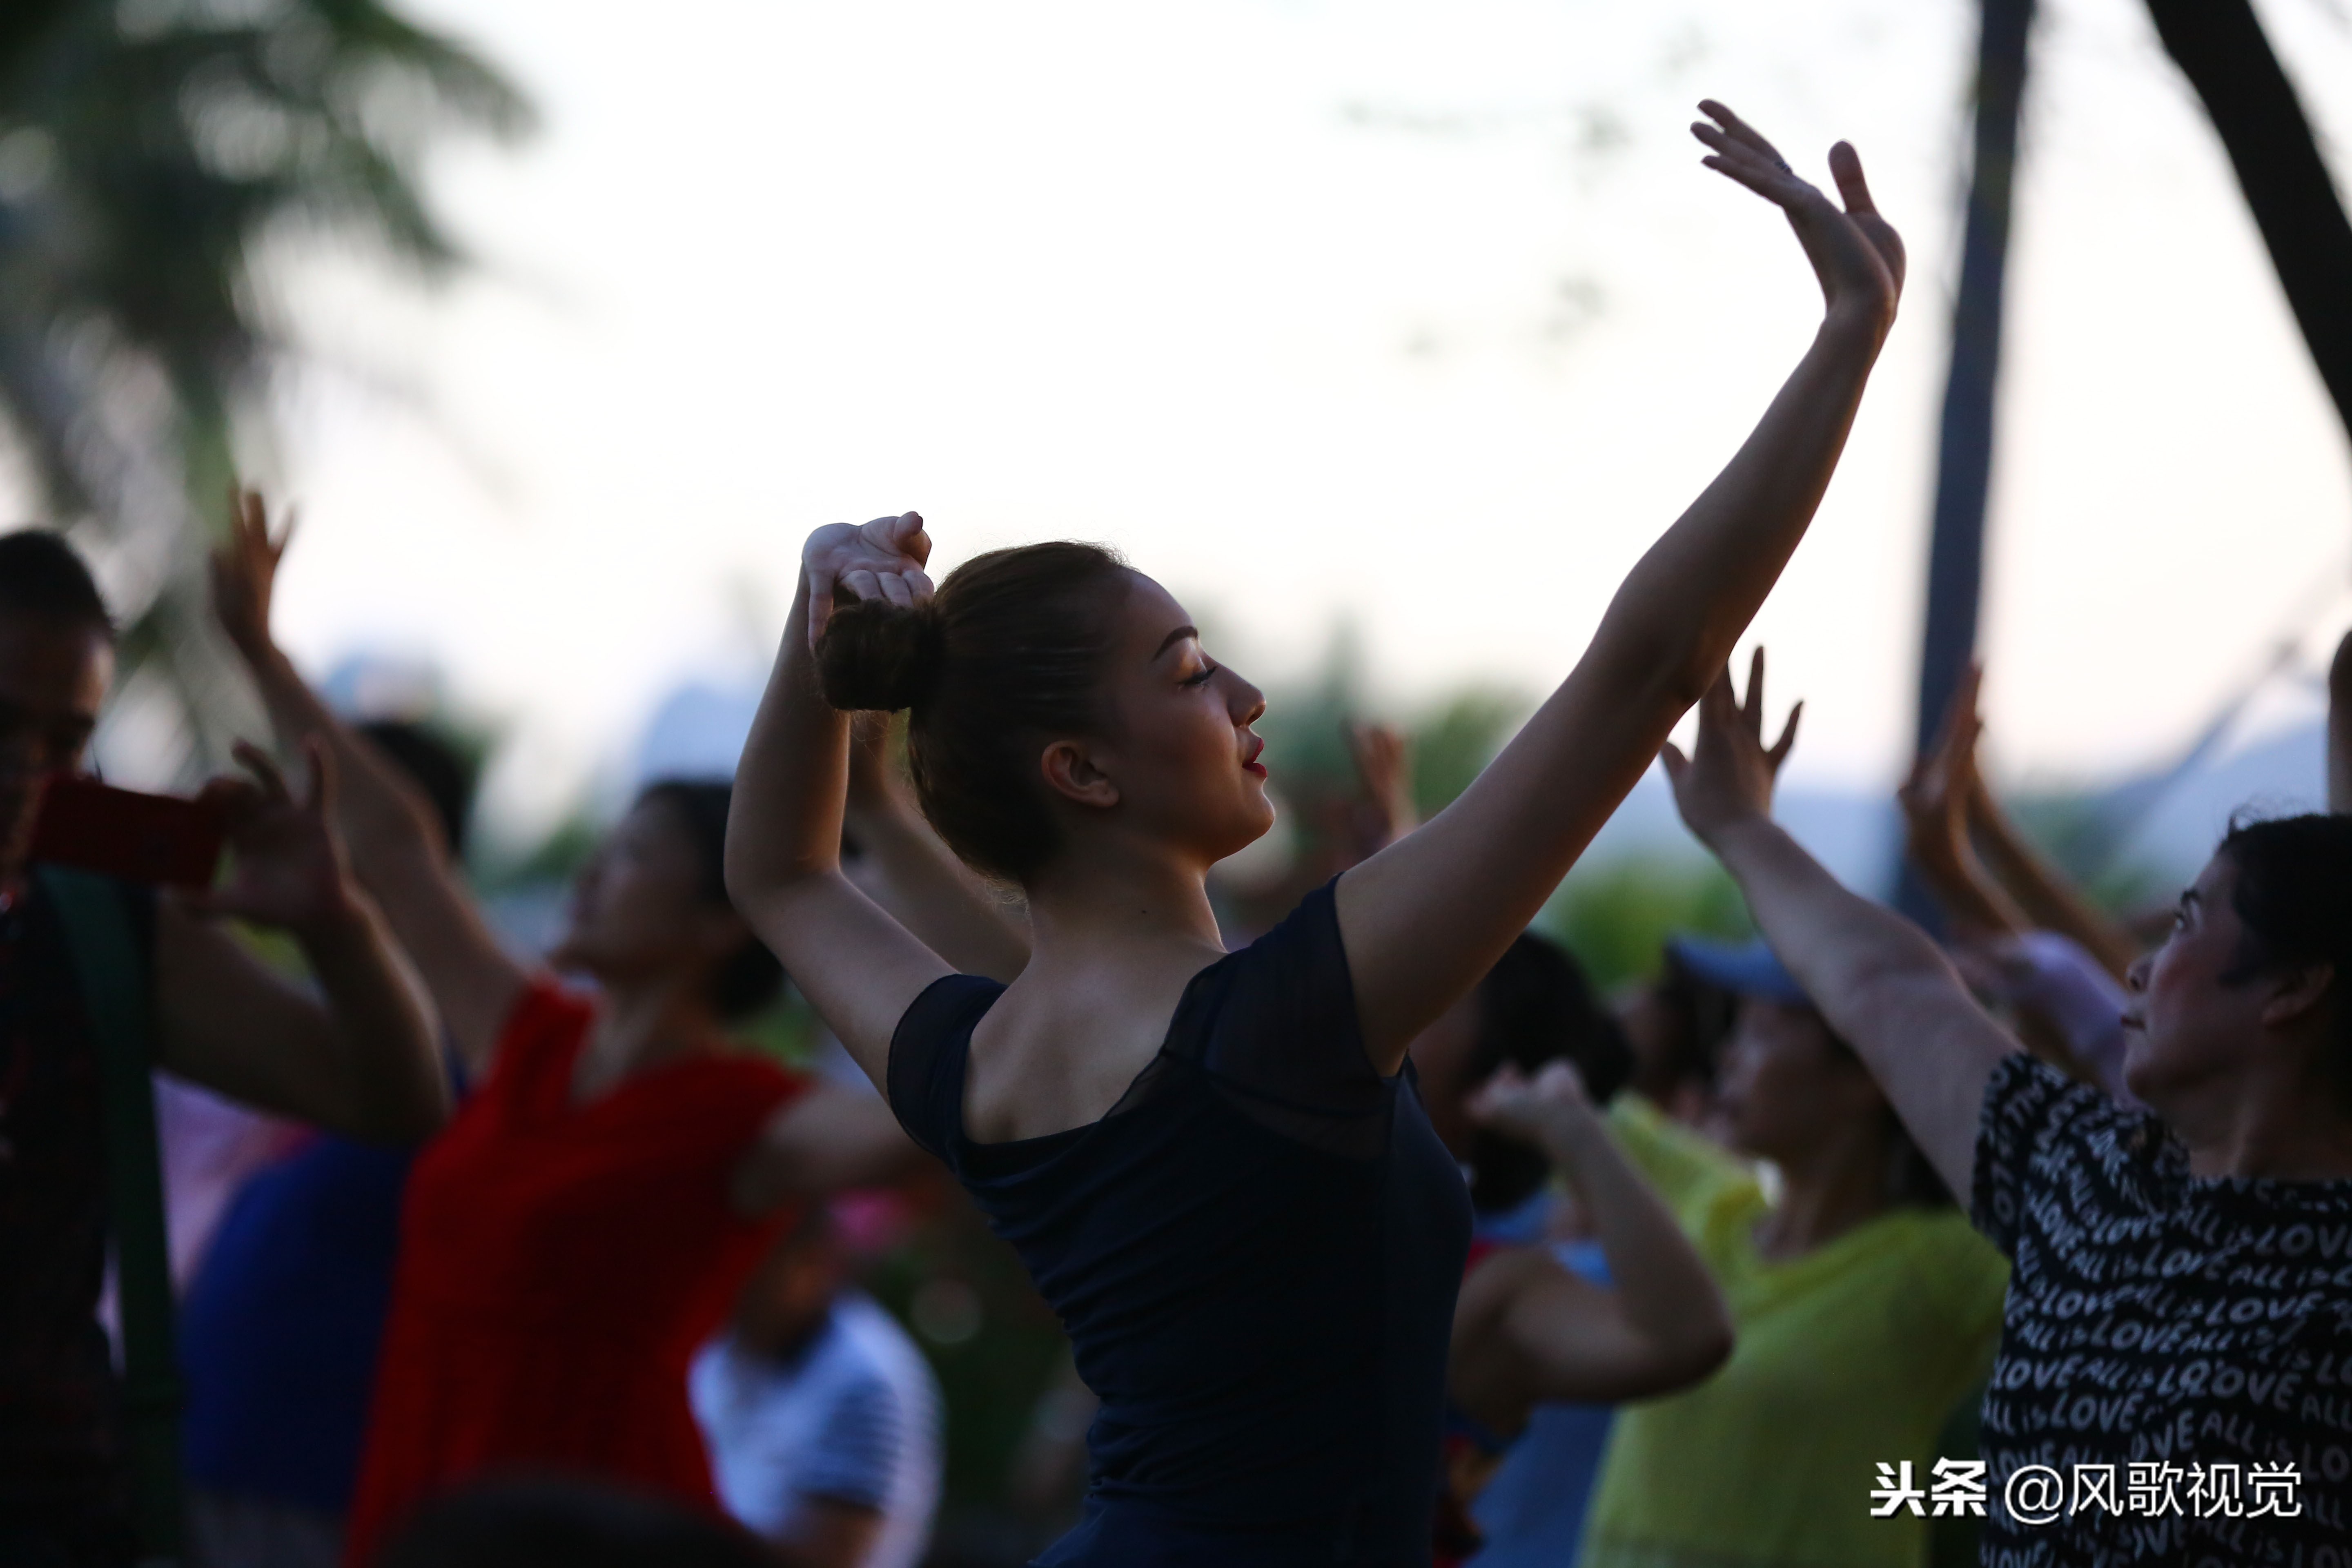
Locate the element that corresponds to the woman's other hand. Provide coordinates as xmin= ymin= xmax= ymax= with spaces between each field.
xmin=1898 ymin=662 xmax=1984 ymax=877
xmin=190 ymin=738 xmax=361 ymax=935
xmin=1662 ymin=648 xmax=1801 ymax=845
xmin=211 ymin=485 xmax=294 ymax=665
xmin=1467 ymin=1058 xmax=1597 ymax=1149
xmin=1692 ymin=101 xmax=1904 ymax=337
xmin=803 ymin=512 xmax=933 ymax=648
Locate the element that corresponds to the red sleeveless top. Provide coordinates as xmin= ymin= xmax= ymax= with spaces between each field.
xmin=345 ymin=982 xmax=804 ymax=1561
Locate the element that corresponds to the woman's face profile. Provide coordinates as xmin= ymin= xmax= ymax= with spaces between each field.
xmin=1714 ymin=998 xmax=1882 ymax=1164
xmin=551 ymin=799 xmax=738 ymax=985
xmin=1048 ymin=571 xmax=1276 ymax=870
xmin=2122 ymin=852 xmax=2274 ymax=1115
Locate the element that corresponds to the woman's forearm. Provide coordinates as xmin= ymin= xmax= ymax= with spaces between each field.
xmin=726 ymin=577 xmax=855 ymax=909
xmin=241 ymin=642 xmax=450 ymax=870
xmin=290 ymin=890 xmax=449 ymax=1142
xmin=1965 ymin=786 xmax=2139 ymax=981
xmin=846 ymin=793 xmax=1030 ymax=982
xmin=1336 ymin=314 xmax=1890 ymax=1065
xmin=1541 ymin=1109 xmax=1729 ymax=1366
xmin=1704 ymin=814 xmax=2011 ymax=1197
xmin=1584 ymin=310 xmax=1887 ymax=712
xmin=1910 ymin=824 xmax=2031 ymax=942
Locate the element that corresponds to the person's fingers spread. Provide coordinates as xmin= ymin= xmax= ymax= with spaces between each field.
xmin=1659 ymin=741 xmax=1690 ymax=782
xmin=274 ymin=506 xmax=300 ymax=561
xmin=1828 ymin=141 xmax=1875 ymax=214
xmin=842 ymin=568 xmax=883 ymax=605
xmin=1771 ymin=701 xmax=1804 ymax=766
xmin=1745 ymin=646 xmax=1767 ymax=716
xmin=877 ymin=573 xmax=917 ymax=610
xmin=1696 ymin=100 xmax=1786 ymax=163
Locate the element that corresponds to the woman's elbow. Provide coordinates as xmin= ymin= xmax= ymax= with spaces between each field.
xmin=1630 ymin=1312 xmax=1735 ymax=1402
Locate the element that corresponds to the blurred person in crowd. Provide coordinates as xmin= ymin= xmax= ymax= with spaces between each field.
xmin=1666 ymin=652 xmax=2352 ymax=1565
xmin=0 ymin=530 xmax=446 ymax=1568
xmin=691 ymin=1203 xmax=943 ymax=1568
xmin=208 ymin=494 xmax=1027 ymax=1563
xmin=727 ymin=102 xmax=1904 ymax=1564
xmin=370 ymin=1476 xmax=770 ymax=1568
xmin=1418 ymin=934 xmax=1719 ymax=1568
xmin=1614 ymin=949 xmax=1738 ymax=1133
xmin=175 ymin=720 xmax=477 ymax=1568
xmin=1556 ymin=917 xmax=2007 ymax=1568
xmin=1439 ymin=1047 xmax=1731 ymax=1568
xmin=1896 ymin=664 xmax=2138 ymax=1100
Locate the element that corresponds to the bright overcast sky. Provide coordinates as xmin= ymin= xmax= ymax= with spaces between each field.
xmin=242 ymin=0 xmax=2352 ymax=840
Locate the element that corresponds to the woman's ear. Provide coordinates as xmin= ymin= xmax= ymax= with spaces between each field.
xmin=2258 ymin=961 xmax=2337 ymax=1034
xmin=1040 ymin=739 xmax=1120 ymax=811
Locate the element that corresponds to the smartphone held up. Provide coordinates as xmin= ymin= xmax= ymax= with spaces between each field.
xmin=29 ymin=777 xmax=228 ymax=888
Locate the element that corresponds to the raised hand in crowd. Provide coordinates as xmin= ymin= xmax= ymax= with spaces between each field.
xmin=208 ymin=485 xmax=968 ymax=1210
xmin=212 ymin=485 xmax=523 ymax=1062
xmin=1448 ymin=1060 xmax=1731 ymax=1438
xmin=1898 ymin=663 xmax=2031 ymax=940
xmin=1664 ymin=650 xmax=2014 ymax=1198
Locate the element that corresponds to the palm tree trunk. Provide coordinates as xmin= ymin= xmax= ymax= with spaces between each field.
xmin=1901 ymin=0 xmax=2034 ymax=916
xmin=2142 ymin=0 xmax=2352 ymax=453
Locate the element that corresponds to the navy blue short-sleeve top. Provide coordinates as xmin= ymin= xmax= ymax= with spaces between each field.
xmin=888 ymin=883 xmax=1472 ymax=1566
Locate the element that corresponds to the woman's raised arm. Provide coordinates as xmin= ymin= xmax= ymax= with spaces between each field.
xmin=213 ymin=489 xmax=527 ymax=1073
xmin=725 ymin=516 xmax=959 ymax=1089
xmin=1448 ymin=1062 xmax=1732 ymax=1433
xmin=1664 ymin=653 xmax=2018 ymax=1200
xmin=1337 ymin=102 xmax=1905 ymax=1070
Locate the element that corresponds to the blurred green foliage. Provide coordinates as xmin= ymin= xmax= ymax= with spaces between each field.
xmin=0 ymin=0 xmax=528 ymax=777
xmin=1539 ymin=856 xmax=1751 ymax=993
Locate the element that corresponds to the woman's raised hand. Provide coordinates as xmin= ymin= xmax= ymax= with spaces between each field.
xmin=803 ymin=512 xmax=933 ymax=648
xmin=1898 ymin=662 xmax=1985 ymax=875
xmin=1692 ymin=100 xmax=1904 ymax=335
xmin=212 ymin=485 xmax=294 ymax=664
xmin=1467 ymin=1058 xmax=1598 ymax=1149
xmin=188 ymin=738 xmax=359 ymax=934
xmin=1661 ymin=648 xmax=1802 ymax=845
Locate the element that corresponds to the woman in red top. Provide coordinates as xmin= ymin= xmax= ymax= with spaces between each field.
xmin=211 ymin=495 xmax=1029 ymax=1561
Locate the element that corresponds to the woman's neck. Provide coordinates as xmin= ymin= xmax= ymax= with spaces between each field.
xmin=2178 ymin=1067 xmax=2352 ymax=1182
xmin=1753 ymin=1121 xmax=1894 ymax=1262
xmin=1019 ymin=838 xmax=1228 ymax=974
xmin=574 ymin=970 xmax=726 ymax=1102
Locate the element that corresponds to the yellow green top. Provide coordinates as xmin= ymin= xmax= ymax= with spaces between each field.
xmin=1577 ymin=1098 xmax=2009 ymax=1568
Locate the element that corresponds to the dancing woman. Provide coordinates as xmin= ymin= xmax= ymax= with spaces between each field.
xmin=728 ymin=103 xmax=1904 ymax=1566
xmin=207 ymin=496 xmax=1025 ymax=1560
xmin=1665 ymin=657 xmax=2352 ymax=1566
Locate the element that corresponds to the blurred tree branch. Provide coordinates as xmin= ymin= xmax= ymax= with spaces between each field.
xmin=0 ymin=0 xmax=530 ymax=780
xmin=2143 ymin=0 xmax=2352 ymax=455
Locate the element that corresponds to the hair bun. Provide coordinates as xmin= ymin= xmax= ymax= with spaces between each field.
xmin=816 ymin=593 xmax=946 ymax=712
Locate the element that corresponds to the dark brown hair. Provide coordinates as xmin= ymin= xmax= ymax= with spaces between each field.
xmin=637 ymin=778 xmax=784 ymax=1020
xmin=2216 ymin=811 xmax=2352 ymax=1100
xmin=817 ymin=542 xmax=1131 ymax=882
xmin=0 ymin=529 xmax=111 ymax=635
xmin=1463 ymin=933 xmax=1634 ymax=1214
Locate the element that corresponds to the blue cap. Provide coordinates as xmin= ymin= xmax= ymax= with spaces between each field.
xmin=1664 ymin=935 xmax=1811 ymax=1007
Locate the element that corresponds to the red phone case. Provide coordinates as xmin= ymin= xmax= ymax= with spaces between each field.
xmin=29 ymin=777 xmax=227 ymax=888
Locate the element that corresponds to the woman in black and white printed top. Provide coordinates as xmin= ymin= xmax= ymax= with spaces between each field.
xmin=1664 ymin=653 xmax=2352 ymax=1568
